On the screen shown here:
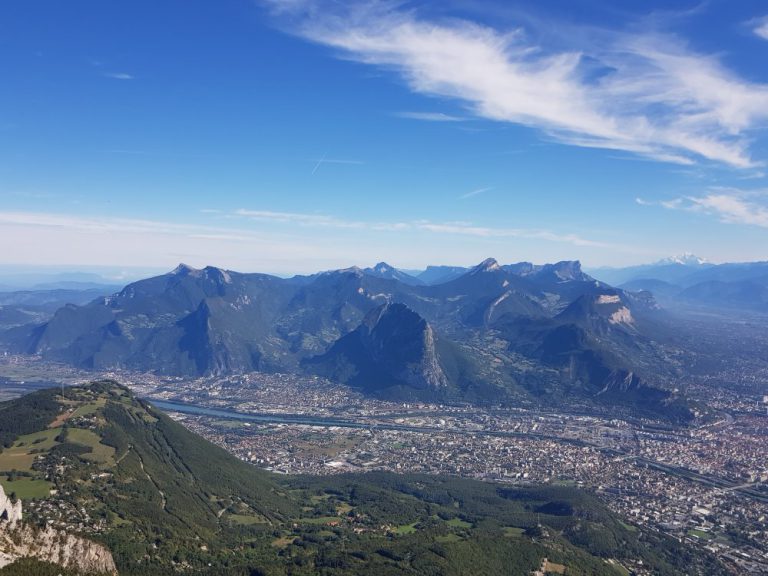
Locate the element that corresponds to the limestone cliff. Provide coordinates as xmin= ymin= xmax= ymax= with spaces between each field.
xmin=306 ymin=302 xmax=450 ymax=396
xmin=0 ymin=484 xmax=22 ymax=525
xmin=0 ymin=522 xmax=117 ymax=573
xmin=0 ymin=484 xmax=116 ymax=574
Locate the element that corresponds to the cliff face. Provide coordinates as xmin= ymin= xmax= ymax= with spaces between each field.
xmin=305 ymin=302 xmax=450 ymax=397
xmin=358 ymin=303 xmax=448 ymax=390
xmin=0 ymin=485 xmax=22 ymax=525
xmin=0 ymin=523 xmax=117 ymax=573
xmin=0 ymin=485 xmax=116 ymax=574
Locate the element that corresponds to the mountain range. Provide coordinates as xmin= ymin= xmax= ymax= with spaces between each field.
xmin=588 ymin=253 xmax=712 ymax=286
xmin=0 ymin=258 xmax=692 ymax=420
xmin=0 ymin=287 xmax=122 ymax=332
xmin=590 ymin=255 xmax=768 ymax=312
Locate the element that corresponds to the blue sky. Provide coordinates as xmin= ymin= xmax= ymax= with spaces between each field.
xmin=2 ymin=0 xmax=768 ymax=276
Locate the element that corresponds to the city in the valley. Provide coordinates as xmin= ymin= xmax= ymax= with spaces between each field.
xmin=3 ymin=353 xmax=766 ymax=574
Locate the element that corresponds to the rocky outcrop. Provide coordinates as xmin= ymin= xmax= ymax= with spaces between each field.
xmin=306 ymin=303 xmax=449 ymax=396
xmin=0 ymin=523 xmax=117 ymax=573
xmin=0 ymin=485 xmax=22 ymax=525
xmin=0 ymin=485 xmax=117 ymax=574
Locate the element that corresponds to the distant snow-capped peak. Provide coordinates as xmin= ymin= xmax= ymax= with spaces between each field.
xmin=656 ymin=253 xmax=707 ymax=266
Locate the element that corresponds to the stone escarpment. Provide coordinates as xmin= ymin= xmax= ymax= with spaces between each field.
xmin=0 ymin=484 xmax=22 ymax=525
xmin=0 ymin=485 xmax=117 ymax=574
xmin=305 ymin=303 xmax=450 ymax=397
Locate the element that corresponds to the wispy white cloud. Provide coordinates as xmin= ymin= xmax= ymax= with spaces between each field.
xmin=0 ymin=210 xmax=353 ymax=272
xmin=236 ymin=208 xmax=365 ymax=228
xmin=1 ymin=190 xmax=61 ymax=200
xmin=752 ymin=16 xmax=768 ymax=41
xmin=237 ymin=208 xmax=415 ymax=232
xmin=393 ymin=111 xmax=466 ymax=122
xmin=0 ymin=209 xmax=650 ymax=270
xmin=641 ymin=188 xmax=768 ymax=228
xmin=234 ymin=208 xmax=607 ymax=246
xmin=660 ymin=198 xmax=684 ymax=210
xmin=459 ymin=186 xmax=493 ymax=199
xmin=0 ymin=211 xmax=203 ymax=235
xmin=415 ymin=221 xmax=608 ymax=247
xmin=638 ymin=197 xmax=684 ymax=209
xmin=686 ymin=193 xmax=768 ymax=228
xmin=103 ymin=72 xmax=134 ymax=80
xmin=266 ymin=1 xmax=768 ymax=168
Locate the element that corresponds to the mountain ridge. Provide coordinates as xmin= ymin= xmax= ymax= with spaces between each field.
xmin=0 ymin=259 xmax=686 ymax=419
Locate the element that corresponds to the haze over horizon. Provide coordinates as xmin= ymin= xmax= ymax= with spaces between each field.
xmin=2 ymin=0 xmax=768 ymax=272
xmin=0 ymin=252 xmax=737 ymax=288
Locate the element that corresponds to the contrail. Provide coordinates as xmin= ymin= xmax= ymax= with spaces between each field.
xmin=311 ymin=152 xmax=327 ymax=175
xmin=459 ymin=186 xmax=493 ymax=199
xmin=310 ymin=154 xmax=364 ymax=175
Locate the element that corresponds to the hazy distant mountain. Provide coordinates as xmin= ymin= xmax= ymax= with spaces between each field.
xmin=619 ymin=278 xmax=682 ymax=299
xmin=601 ymin=257 xmax=768 ymax=313
xmin=679 ymin=261 xmax=768 ymax=285
xmin=678 ymin=279 xmax=768 ymax=311
xmin=416 ymin=265 xmax=469 ymax=285
xmin=29 ymin=281 xmax=123 ymax=291
xmin=0 ymin=306 xmax=41 ymax=330
xmin=0 ymin=259 xmax=687 ymax=418
xmin=0 ymin=287 xmax=118 ymax=308
xmin=0 ymin=271 xmax=125 ymax=291
xmin=0 ymin=287 xmax=121 ymax=330
xmin=588 ymin=254 xmax=712 ymax=286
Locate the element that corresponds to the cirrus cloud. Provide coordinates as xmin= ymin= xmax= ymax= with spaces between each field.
xmin=639 ymin=188 xmax=768 ymax=228
xmin=265 ymin=1 xmax=768 ymax=169
xmin=752 ymin=16 xmax=768 ymax=41
xmin=103 ymin=72 xmax=134 ymax=80
xmin=234 ymin=207 xmax=609 ymax=247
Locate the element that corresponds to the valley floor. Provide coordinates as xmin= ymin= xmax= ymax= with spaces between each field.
xmin=1 ymin=355 xmax=767 ymax=574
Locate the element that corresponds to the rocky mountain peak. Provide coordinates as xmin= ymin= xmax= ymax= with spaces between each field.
xmin=171 ymin=263 xmax=197 ymax=276
xmin=307 ymin=301 xmax=449 ymax=395
xmin=548 ymin=260 xmax=584 ymax=280
xmin=540 ymin=260 xmax=592 ymax=282
xmin=360 ymin=302 xmax=414 ymax=333
xmin=363 ymin=263 xmax=424 ymax=286
xmin=470 ymin=258 xmax=500 ymax=274
xmin=334 ymin=266 xmax=364 ymax=277
xmin=504 ymin=261 xmax=537 ymax=276
xmin=202 ymin=265 xmax=233 ymax=284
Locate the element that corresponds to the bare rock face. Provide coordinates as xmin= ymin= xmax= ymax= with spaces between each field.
xmin=0 ymin=486 xmax=117 ymax=574
xmin=0 ymin=524 xmax=118 ymax=573
xmin=0 ymin=484 xmax=22 ymax=525
xmin=306 ymin=302 xmax=449 ymax=396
